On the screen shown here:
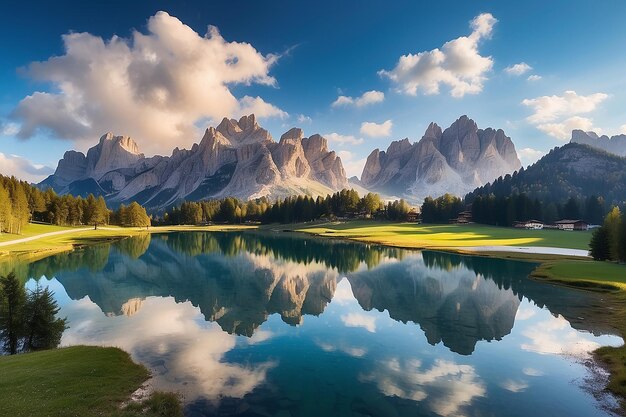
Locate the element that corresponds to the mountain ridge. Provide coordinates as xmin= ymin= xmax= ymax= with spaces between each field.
xmin=40 ymin=114 xmax=348 ymax=210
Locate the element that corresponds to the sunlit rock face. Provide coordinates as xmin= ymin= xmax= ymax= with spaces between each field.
xmin=39 ymin=114 xmax=348 ymax=210
xmin=360 ymin=115 xmax=521 ymax=202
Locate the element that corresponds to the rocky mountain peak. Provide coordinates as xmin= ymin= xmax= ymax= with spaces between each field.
xmin=360 ymin=115 xmax=521 ymax=202
xmin=570 ymin=129 xmax=626 ymax=157
xmin=216 ymin=114 xmax=272 ymax=146
xmin=279 ymin=128 xmax=304 ymax=144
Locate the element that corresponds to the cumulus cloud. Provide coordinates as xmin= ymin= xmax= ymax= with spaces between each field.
xmin=379 ymin=13 xmax=497 ymax=97
xmin=620 ymin=124 xmax=626 ymax=134
xmin=517 ymin=147 xmax=545 ymax=166
xmin=325 ymin=133 xmax=364 ymax=146
xmin=341 ymin=312 xmax=377 ymax=332
xmin=501 ymin=379 xmax=529 ymax=393
xmin=527 ymin=75 xmax=542 ymax=82
xmin=360 ymin=358 xmax=486 ymax=416
xmin=332 ymin=90 xmax=385 ymax=108
xmin=0 ymin=152 xmax=54 ymax=182
xmin=536 ymin=116 xmax=597 ymax=141
xmin=10 ymin=11 xmax=286 ymax=154
xmin=504 ymin=62 xmax=532 ymax=76
xmin=1 ymin=121 xmax=19 ymax=136
xmin=297 ymin=114 xmax=312 ymax=123
xmin=522 ymin=90 xmax=608 ymax=140
xmin=360 ymin=120 xmax=392 ymax=137
xmin=337 ymin=150 xmax=367 ymax=178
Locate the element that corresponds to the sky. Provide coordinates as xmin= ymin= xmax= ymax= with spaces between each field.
xmin=1 ymin=0 xmax=626 ymax=182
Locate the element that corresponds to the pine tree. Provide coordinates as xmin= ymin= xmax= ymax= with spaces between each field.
xmin=24 ymin=284 xmax=67 ymax=351
xmin=589 ymin=226 xmax=611 ymax=261
xmin=0 ymin=272 xmax=26 ymax=354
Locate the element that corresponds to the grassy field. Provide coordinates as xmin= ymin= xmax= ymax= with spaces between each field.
xmin=295 ymin=221 xmax=592 ymax=250
xmin=0 ymin=346 xmax=182 ymax=417
xmin=0 ymin=223 xmax=77 ymax=243
xmin=0 ymin=223 xmax=257 ymax=260
xmin=532 ymin=259 xmax=626 ymax=291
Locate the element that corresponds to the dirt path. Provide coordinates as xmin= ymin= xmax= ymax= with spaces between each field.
xmin=0 ymin=228 xmax=92 ymax=247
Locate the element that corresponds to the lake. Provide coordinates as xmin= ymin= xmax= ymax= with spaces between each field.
xmin=17 ymin=231 xmax=624 ymax=416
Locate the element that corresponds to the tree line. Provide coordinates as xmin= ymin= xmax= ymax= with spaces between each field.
xmin=0 ymin=174 xmax=150 ymax=234
xmin=0 ymin=272 xmax=66 ymax=355
xmin=468 ymin=194 xmax=606 ymax=227
xmin=160 ymin=189 xmax=412 ymax=225
xmin=589 ymin=207 xmax=626 ymax=262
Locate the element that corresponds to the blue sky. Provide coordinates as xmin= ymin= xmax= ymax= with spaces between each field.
xmin=1 ymin=0 xmax=626 ymax=181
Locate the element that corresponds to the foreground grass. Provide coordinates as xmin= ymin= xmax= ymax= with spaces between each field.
xmin=295 ymin=221 xmax=592 ymax=250
xmin=0 ymin=345 xmax=182 ymax=417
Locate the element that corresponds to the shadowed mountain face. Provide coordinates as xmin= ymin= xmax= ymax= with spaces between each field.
xmin=571 ymin=129 xmax=626 ymax=156
xmin=21 ymin=231 xmax=609 ymax=355
xmin=360 ymin=115 xmax=521 ymax=202
xmin=39 ymin=115 xmax=348 ymax=210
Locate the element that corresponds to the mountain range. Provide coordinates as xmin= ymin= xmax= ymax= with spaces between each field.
xmin=41 ymin=115 xmax=348 ymax=210
xmin=359 ymin=115 xmax=522 ymax=202
xmin=40 ymin=114 xmax=524 ymax=208
xmin=570 ymin=130 xmax=626 ymax=156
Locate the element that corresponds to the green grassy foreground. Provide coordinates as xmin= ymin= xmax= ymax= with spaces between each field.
xmin=0 ymin=223 xmax=76 ymax=243
xmin=0 ymin=346 xmax=182 ymax=417
xmin=295 ymin=221 xmax=592 ymax=250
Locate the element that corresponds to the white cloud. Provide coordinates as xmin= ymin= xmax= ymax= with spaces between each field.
xmin=0 ymin=152 xmax=54 ymax=183
xmin=522 ymin=368 xmax=544 ymax=377
xmin=337 ymin=150 xmax=367 ymax=178
xmin=501 ymin=379 xmax=529 ymax=393
xmin=527 ymin=75 xmax=542 ymax=82
xmin=332 ymin=90 xmax=385 ymax=108
xmin=504 ymin=62 xmax=532 ymax=76
xmin=522 ymin=90 xmax=608 ymax=124
xmin=10 ymin=11 xmax=286 ymax=155
xmin=341 ymin=312 xmax=377 ymax=332
xmin=521 ymin=315 xmax=602 ymax=356
xmin=237 ymin=95 xmax=287 ymax=119
xmin=325 ymin=133 xmax=364 ymax=146
xmin=517 ymin=147 xmax=546 ymax=166
xmin=297 ymin=114 xmax=312 ymax=124
xmin=360 ymin=120 xmax=392 ymax=137
xmin=360 ymin=358 xmax=486 ymax=416
xmin=536 ymin=116 xmax=596 ymax=141
xmin=1 ymin=121 xmax=19 ymax=136
xmin=620 ymin=124 xmax=626 ymax=134
xmin=379 ymin=13 xmax=497 ymax=98
xmin=522 ymin=90 xmax=608 ymax=140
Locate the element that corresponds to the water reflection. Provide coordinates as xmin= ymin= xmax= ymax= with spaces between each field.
xmin=15 ymin=232 xmax=623 ymax=417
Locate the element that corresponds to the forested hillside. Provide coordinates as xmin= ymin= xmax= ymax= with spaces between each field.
xmin=465 ymin=143 xmax=626 ymax=225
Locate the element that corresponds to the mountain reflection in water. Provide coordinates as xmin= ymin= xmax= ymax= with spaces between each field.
xmin=18 ymin=232 xmax=623 ymax=417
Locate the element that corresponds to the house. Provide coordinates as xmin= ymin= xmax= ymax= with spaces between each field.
xmin=407 ymin=209 xmax=420 ymax=222
xmin=451 ymin=210 xmax=473 ymax=224
xmin=513 ymin=220 xmax=544 ymax=230
xmin=554 ymin=219 xmax=589 ymax=231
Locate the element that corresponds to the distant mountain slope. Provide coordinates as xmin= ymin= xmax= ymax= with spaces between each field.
xmin=465 ymin=142 xmax=626 ymax=205
xmin=40 ymin=115 xmax=348 ymax=210
xmin=360 ymin=115 xmax=521 ymax=203
xmin=570 ymin=130 xmax=626 ymax=156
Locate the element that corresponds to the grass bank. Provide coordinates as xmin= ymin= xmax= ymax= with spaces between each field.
xmin=294 ymin=221 xmax=592 ymax=250
xmin=0 ymin=223 xmax=257 ymax=261
xmin=0 ymin=345 xmax=182 ymax=417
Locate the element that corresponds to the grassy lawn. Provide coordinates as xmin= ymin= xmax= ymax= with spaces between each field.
xmin=0 ymin=223 xmax=257 ymax=258
xmin=0 ymin=345 xmax=182 ymax=417
xmin=0 ymin=223 xmax=77 ymax=243
xmin=296 ymin=221 xmax=592 ymax=250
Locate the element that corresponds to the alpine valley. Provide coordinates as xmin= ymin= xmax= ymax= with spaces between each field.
xmin=40 ymin=115 xmax=523 ymax=209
